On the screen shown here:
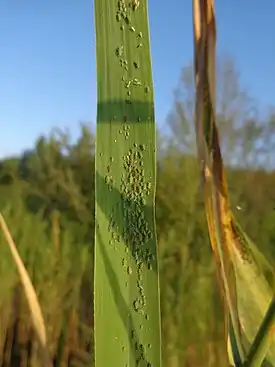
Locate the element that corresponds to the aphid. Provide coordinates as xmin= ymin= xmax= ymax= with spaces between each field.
xmin=105 ymin=175 xmax=111 ymax=184
xmin=132 ymin=0 xmax=140 ymax=11
xmin=137 ymin=31 xmax=143 ymax=38
xmin=137 ymin=43 xmax=143 ymax=48
xmin=133 ymin=78 xmax=141 ymax=86
xmin=133 ymin=61 xmax=140 ymax=69
xmin=115 ymin=45 xmax=124 ymax=57
xmin=125 ymin=80 xmax=132 ymax=88
xmin=130 ymin=26 xmax=135 ymax=32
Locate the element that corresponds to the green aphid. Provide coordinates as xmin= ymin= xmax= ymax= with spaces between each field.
xmin=130 ymin=26 xmax=135 ymax=32
xmin=146 ymin=182 xmax=152 ymax=190
xmin=127 ymin=266 xmax=132 ymax=275
xmin=137 ymin=43 xmax=143 ymax=48
xmin=105 ymin=175 xmax=111 ymax=184
xmin=133 ymin=300 xmax=139 ymax=312
xmin=132 ymin=0 xmax=140 ymax=11
xmin=133 ymin=61 xmax=140 ymax=69
xmin=125 ymin=80 xmax=132 ymax=88
xmin=133 ymin=77 xmax=141 ymax=86
xmin=115 ymin=45 xmax=124 ymax=57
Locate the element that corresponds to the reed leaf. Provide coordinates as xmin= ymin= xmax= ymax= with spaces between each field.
xmin=192 ymin=0 xmax=275 ymax=365
xmin=94 ymin=0 xmax=162 ymax=366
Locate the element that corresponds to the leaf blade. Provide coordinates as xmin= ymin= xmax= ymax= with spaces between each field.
xmin=94 ymin=1 xmax=162 ymax=366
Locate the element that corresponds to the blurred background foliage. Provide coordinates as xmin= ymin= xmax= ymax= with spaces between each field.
xmin=0 ymin=57 xmax=275 ymax=366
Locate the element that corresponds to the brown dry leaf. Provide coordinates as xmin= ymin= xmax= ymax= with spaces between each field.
xmin=192 ymin=0 xmax=245 ymax=363
xmin=0 ymin=213 xmax=52 ymax=367
xmin=193 ymin=1 xmax=275 ymax=365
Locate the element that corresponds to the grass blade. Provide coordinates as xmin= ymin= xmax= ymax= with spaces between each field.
xmin=244 ymin=297 xmax=275 ymax=367
xmin=94 ymin=1 xmax=162 ymax=366
xmin=229 ymin=216 xmax=275 ymax=364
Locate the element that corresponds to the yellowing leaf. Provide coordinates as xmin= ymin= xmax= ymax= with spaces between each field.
xmin=192 ymin=0 xmax=275 ymax=365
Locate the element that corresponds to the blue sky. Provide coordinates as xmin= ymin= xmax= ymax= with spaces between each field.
xmin=0 ymin=0 xmax=274 ymax=158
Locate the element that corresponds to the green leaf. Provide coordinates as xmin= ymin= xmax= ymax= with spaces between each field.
xmin=229 ymin=216 xmax=275 ymax=365
xmin=245 ymin=297 xmax=275 ymax=367
xmin=94 ymin=1 xmax=162 ymax=366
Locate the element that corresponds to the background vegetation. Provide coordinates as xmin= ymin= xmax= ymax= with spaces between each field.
xmin=0 ymin=58 xmax=275 ymax=367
